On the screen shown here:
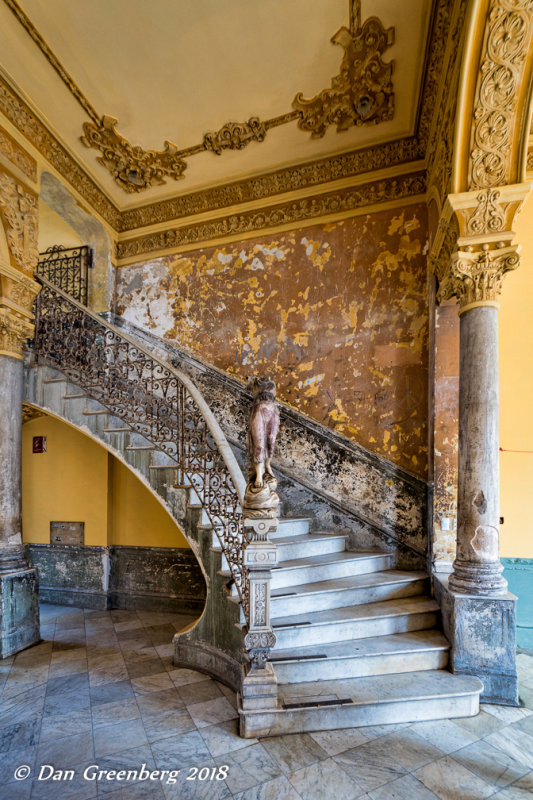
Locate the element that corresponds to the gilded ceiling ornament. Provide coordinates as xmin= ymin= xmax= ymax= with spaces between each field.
xmin=469 ymin=0 xmax=533 ymax=188
xmin=0 ymin=171 xmax=39 ymax=274
xmin=203 ymin=118 xmax=267 ymax=155
xmin=81 ymin=116 xmax=187 ymax=194
xmin=292 ymin=12 xmax=394 ymax=138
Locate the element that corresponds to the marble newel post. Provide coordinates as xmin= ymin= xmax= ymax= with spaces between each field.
xmin=0 ymin=199 xmax=41 ymax=658
xmin=240 ymin=378 xmax=280 ymax=725
xmin=433 ymin=186 xmax=531 ymax=705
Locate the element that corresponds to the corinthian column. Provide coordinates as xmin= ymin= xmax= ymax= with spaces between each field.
xmin=431 ymin=184 xmax=531 ymax=704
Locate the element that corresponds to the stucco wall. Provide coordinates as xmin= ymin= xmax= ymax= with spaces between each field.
xmin=115 ymin=204 xmax=429 ymax=478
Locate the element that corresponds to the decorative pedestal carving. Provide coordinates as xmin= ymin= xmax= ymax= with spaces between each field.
xmin=240 ymin=378 xmax=280 ymax=715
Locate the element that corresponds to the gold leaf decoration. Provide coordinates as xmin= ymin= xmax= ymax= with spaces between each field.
xmin=203 ymin=117 xmax=267 ymax=155
xmin=292 ymin=17 xmax=395 ymax=138
xmin=81 ymin=116 xmax=187 ymax=193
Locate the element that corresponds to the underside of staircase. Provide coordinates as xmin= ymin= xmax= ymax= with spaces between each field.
xmin=25 ymin=363 xmax=482 ymax=739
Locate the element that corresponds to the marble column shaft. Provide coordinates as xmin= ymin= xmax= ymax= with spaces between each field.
xmin=449 ymin=305 xmax=507 ymax=595
xmin=0 ymin=355 xmax=27 ymax=573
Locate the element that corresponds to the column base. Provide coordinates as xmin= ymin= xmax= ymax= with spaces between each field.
xmin=448 ymin=558 xmax=508 ymax=597
xmin=0 ymin=568 xmax=40 ymax=660
xmin=240 ymin=663 xmax=278 ymax=711
xmin=434 ymin=575 xmax=519 ymax=706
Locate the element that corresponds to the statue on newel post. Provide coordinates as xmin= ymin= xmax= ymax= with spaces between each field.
xmin=241 ymin=377 xmax=280 ymax=713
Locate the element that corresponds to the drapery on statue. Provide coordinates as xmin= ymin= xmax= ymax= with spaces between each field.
xmin=243 ymin=377 xmax=280 ymax=518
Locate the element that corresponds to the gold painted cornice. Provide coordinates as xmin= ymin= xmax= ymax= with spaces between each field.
xmin=115 ymin=170 xmax=426 ymax=264
xmin=0 ymin=123 xmax=36 ymax=182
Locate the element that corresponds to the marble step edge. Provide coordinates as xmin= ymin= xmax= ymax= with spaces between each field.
xmin=271 ymin=570 xmax=428 ymax=600
xmin=270 ymin=596 xmax=440 ymax=629
xmin=238 ymin=672 xmax=483 ymax=737
xmin=272 ymin=551 xmax=392 ymax=573
xmin=269 ymin=629 xmax=450 ymax=663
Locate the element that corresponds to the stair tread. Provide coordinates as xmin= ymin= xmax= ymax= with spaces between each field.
xmin=273 ymin=550 xmax=390 ymax=571
xmin=271 ymin=595 xmax=439 ymax=628
xmin=277 ymin=669 xmax=483 ymax=707
xmin=271 ymin=570 xmax=427 ymax=599
xmin=270 ymin=629 xmax=449 ymax=661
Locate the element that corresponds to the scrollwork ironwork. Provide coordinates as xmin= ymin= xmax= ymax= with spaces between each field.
xmin=36 ymin=245 xmax=93 ymax=305
xmin=33 ymin=277 xmax=249 ymax=614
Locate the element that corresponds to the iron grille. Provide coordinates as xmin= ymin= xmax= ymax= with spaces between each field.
xmin=36 ymin=245 xmax=93 ymax=305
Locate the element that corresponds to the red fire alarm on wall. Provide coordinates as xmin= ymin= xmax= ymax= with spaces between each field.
xmin=32 ymin=436 xmax=47 ymax=453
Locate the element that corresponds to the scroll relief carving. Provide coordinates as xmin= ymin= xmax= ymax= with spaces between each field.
xmin=0 ymin=125 xmax=37 ymax=182
xmin=292 ymin=16 xmax=394 ymax=138
xmin=0 ymin=172 xmax=39 ymax=275
xmin=469 ymin=0 xmax=533 ymax=189
xmin=0 ymin=260 xmax=40 ymax=359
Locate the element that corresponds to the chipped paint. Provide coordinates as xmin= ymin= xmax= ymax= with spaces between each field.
xmin=116 ymin=206 xmax=429 ymax=477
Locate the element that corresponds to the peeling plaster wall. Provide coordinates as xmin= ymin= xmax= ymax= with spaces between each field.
xmin=433 ymin=300 xmax=459 ymax=567
xmin=116 ymin=205 xmax=429 ymax=478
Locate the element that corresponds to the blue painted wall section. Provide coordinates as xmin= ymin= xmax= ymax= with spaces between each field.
xmin=502 ymin=558 xmax=533 ymax=649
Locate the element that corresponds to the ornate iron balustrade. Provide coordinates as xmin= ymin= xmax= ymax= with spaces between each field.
xmin=36 ymin=245 xmax=93 ymax=305
xmin=33 ymin=276 xmax=249 ymax=614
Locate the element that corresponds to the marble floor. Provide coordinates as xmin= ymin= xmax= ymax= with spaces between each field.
xmin=0 ymin=604 xmax=532 ymax=800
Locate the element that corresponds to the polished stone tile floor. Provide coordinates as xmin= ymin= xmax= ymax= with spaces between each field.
xmin=0 ymin=603 xmax=532 ymax=800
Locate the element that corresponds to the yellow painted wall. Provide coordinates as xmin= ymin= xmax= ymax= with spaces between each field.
xmin=499 ymin=191 xmax=533 ymax=558
xmin=22 ymin=416 xmax=108 ymax=545
xmin=108 ymin=457 xmax=188 ymax=547
xmin=22 ymin=414 xmax=188 ymax=549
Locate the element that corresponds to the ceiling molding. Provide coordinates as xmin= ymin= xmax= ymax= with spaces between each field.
xmin=0 ymin=122 xmax=36 ymax=182
xmin=0 ymin=0 xmax=461 ymax=259
xmin=115 ymin=169 xmax=426 ymax=265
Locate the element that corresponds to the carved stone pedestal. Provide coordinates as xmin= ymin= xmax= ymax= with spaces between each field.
xmin=0 ymin=569 xmax=40 ymax=659
xmin=435 ymin=576 xmax=518 ymax=706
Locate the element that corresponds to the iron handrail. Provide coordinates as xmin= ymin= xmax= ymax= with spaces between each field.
xmin=32 ymin=275 xmax=249 ymax=612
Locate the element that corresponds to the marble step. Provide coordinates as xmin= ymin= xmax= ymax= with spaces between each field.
xmin=271 ymin=595 xmax=440 ymax=648
xmin=273 ymin=518 xmax=312 ymax=538
xmin=239 ymin=670 xmax=483 ymax=738
xmin=269 ymin=629 xmax=449 ymax=683
xmin=270 ymin=570 xmax=428 ymax=616
xmin=271 ymin=551 xmax=393 ymax=590
xmin=275 ymin=532 xmax=347 ymax=561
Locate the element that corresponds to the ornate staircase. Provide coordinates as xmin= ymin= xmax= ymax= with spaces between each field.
xmin=25 ymin=276 xmax=482 ymax=738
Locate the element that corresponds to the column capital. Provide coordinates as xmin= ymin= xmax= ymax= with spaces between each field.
xmin=0 ymin=259 xmax=40 ymax=359
xmin=430 ymin=183 xmax=532 ymax=312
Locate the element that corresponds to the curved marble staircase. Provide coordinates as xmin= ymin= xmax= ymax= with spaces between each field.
xmin=24 ymin=278 xmax=483 ymax=738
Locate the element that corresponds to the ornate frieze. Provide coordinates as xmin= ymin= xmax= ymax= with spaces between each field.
xmin=116 ymin=170 xmax=426 ymax=262
xmin=0 ymin=259 xmax=40 ymax=358
xmin=0 ymin=171 xmax=38 ymax=275
xmin=0 ymin=124 xmax=37 ymax=182
xmin=293 ymin=16 xmax=394 ymax=138
xmin=81 ymin=116 xmax=187 ymax=194
xmin=469 ymin=0 xmax=533 ymax=189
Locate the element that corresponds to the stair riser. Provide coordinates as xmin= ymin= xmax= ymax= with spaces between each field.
xmin=273 ymin=611 xmax=438 ymax=649
xmin=239 ymin=692 xmax=480 ymax=738
xmin=274 ymin=519 xmax=311 ymax=537
xmin=271 ymin=555 xmax=393 ymax=589
xmin=276 ymin=537 xmax=346 ymax=562
xmin=271 ymin=579 xmax=428 ymax=616
xmin=271 ymin=648 xmax=449 ymax=683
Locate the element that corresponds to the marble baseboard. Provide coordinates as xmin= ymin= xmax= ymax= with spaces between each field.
xmin=174 ymin=636 xmax=243 ymax=693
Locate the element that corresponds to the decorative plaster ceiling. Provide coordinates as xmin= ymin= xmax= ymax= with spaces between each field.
xmin=0 ymin=0 xmax=433 ymax=210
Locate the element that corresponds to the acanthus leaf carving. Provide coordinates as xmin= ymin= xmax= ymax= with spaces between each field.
xmin=81 ymin=116 xmax=187 ymax=193
xmin=438 ymin=244 xmax=520 ymax=308
xmin=292 ymin=17 xmax=395 ymax=138
xmin=0 ymin=171 xmax=39 ymax=274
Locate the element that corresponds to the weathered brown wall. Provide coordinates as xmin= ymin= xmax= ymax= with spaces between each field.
xmin=433 ymin=300 xmax=459 ymax=566
xmin=116 ymin=205 xmax=429 ymax=477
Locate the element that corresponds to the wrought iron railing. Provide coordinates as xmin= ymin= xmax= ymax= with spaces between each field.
xmin=36 ymin=245 xmax=93 ymax=305
xmin=33 ymin=276 xmax=249 ymax=613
